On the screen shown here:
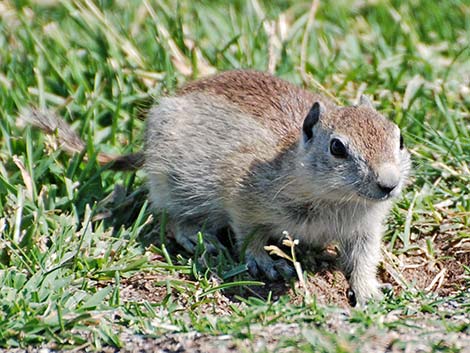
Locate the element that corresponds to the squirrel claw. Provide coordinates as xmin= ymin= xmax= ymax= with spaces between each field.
xmin=274 ymin=259 xmax=295 ymax=278
xmin=174 ymin=228 xmax=223 ymax=255
xmin=246 ymin=255 xmax=294 ymax=281
xmin=380 ymin=282 xmax=393 ymax=294
xmin=347 ymin=288 xmax=357 ymax=307
xmin=246 ymin=256 xmax=280 ymax=280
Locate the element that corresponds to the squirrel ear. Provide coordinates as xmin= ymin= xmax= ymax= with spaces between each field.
xmin=302 ymin=102 xmax=324 ymax=142
xmin=359 ymin=94 xmax=374 ymax=108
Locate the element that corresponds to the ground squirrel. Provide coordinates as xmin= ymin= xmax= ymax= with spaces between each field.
xmin=22 ymin=70 xmax=411 ymax=305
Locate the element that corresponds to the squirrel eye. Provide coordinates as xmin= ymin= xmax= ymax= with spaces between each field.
xmin=330 ymin=138 xmax=347 ymax=158
xmin=399 ymin=134 xmax=404 ymax=150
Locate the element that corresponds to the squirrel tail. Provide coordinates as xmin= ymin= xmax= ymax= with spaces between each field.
xmin=19 ymin=108 xmax=144 ymax=171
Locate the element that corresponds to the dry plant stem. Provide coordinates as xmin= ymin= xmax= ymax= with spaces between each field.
xmin=425 ymin=267 xmax=447 ymax=292
xmin=265 ymin=232 xmax=312 ymax=304
xmin=266 ymin=20 xmax=277 ymax=74
xmin=300 ymin=0 xmax=320 ymax=81
xmin=12 ymin=156 xmax=34 ymax=200
xmin=299 ymin=0 xmax=338 ymax=105
xmin=382 ymin=248 xmax=413 ymax=292
xmin=284 ymin=234 xmax=312 ymax=304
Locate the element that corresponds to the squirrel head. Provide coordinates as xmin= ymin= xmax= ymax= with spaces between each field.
xmin=298 ymin=96 xmax=410 ymax=203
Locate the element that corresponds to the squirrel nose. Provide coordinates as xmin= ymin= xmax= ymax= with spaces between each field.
xmin=376 ymin=163 xmax=400 ymax=195
xmin=377 ymin=182 xmax=397 ymax=194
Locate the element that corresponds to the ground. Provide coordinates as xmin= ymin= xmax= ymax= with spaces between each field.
xmin=0 ymin=0 xmax=469 ymax=352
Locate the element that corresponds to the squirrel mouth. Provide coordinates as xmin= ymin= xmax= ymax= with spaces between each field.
xmin=357 ymin=190 xmax=394 ymax=202
xmin=356 ymin=179 xmax=401 ymax=202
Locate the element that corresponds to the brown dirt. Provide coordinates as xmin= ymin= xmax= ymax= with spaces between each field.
xmin=1 ymin=242 xmax=467 ymax=353
xmin=119 ymin=232 xmax=468 ymax=310
xmin=381 ymin=232 xmax=469 ymax=298
xmin=120 ymin=272 xmax=175 ymax=304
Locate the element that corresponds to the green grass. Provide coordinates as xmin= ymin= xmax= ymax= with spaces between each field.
xmin=1 ymin=0 xmax=469 ymax=352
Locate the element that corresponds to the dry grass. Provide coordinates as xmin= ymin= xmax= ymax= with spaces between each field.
xmin=0 ymin=0 xmax=469 ymax=352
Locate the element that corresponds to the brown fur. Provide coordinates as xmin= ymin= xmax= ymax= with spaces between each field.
xmin=178 ymin=70 xmax=335 ymax=139
xmin=323 ymin=106 xmax=397 ymax=168
xmin=178 ymin=70 xmax=395 ymax=163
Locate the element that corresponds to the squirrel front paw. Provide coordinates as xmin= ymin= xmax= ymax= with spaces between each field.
xmin=246 ymin=251 xmax=294 ymax=280
xmin=347 ymin=278 xmax=384 ymax=306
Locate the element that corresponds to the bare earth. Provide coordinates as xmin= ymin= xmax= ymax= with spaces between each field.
xmin=2 ymin=242 xmax=469 ymax=353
